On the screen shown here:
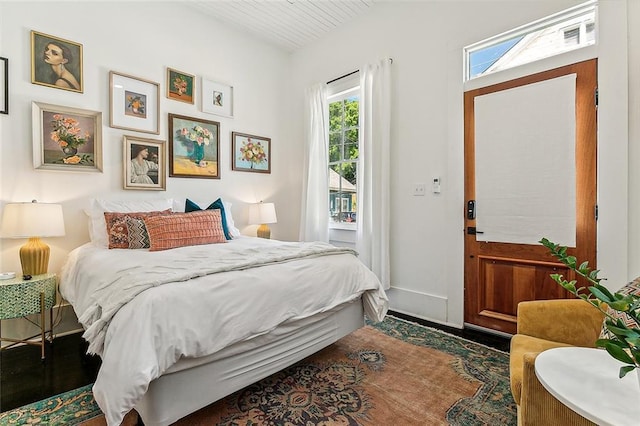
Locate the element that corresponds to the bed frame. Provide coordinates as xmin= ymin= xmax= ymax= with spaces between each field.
xmin=134 ymin=300 xmax=365 ymax=426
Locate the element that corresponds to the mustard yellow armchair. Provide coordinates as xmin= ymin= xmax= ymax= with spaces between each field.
xmin=510 ymin=299 xmax=604 ymax=426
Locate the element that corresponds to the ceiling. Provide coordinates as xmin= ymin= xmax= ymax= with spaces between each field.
xmin=188 ymin=0 xmax=376 ymax=52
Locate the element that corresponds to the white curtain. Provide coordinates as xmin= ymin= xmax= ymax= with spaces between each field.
xmin=357 ymin=59 xmax=391 ymax=289
xmin=299 ymin=83 xmax=329 ymax=242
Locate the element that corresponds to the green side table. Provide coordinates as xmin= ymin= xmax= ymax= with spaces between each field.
xmin=0 ymin=273 xmax=56 ymax=359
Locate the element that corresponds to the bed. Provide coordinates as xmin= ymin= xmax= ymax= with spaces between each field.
xmin=59 ymin=198 xmax=388 ymax=426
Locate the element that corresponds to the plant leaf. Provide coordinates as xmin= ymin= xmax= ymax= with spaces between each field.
xmin=619 ymin=365 xmax=636 ymax=378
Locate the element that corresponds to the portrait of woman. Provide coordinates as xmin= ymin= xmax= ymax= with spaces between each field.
xmin=31 ymin=31 xmax=83 ymax=93
xmin=123 ymin=136 xmax=166 ymax=191
xmin=130 ymin=145 xmax=159 ymax=184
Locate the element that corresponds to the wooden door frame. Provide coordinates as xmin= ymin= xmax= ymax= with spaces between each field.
xmin=463 ymin=59 xmax=597 ymax=333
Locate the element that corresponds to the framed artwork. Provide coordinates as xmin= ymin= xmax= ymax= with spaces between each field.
xmin=201 ymin=78 xmax=233 ymax=117
xmin=109 ymin=71 xmax=160 ymax=134
xmin=167 ymin=68 xmax=195 ymax=104
xmin=0 ymin=57 xmax=7 ymax=114
xmin=31 ymin=31 xmax=83 ymax=93
xmin=231 ymin=132 xmax=271 ymax=174
xmin=168 ymin=113 xmax=220 ymax=179
xmin=123 ymin=135 xmax=166 ymax=191
xmin=32 ymin=101 xmax=102 ymax=172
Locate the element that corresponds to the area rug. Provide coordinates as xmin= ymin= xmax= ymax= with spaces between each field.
xmin=0 ymin=316 xmax=516 ymax=425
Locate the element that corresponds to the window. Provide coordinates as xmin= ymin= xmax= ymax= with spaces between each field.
xmin=328 ymin=85 xmax=359 ymax=225
xmin=464 ymin=0 xmax=597 ymax=81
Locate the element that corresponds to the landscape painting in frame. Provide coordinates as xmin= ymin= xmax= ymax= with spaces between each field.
xmin=31 ymin=30 xmax=83 ymax=93
xmin=168 ymin=113 xmax=220 ymax=179
xmin=232 ymin=132 xmax=271 ymax=174
xmin=32 ymin=102 xmax=102 ymax=172
xmin=167 ymin=68 xmax=194 ymax=104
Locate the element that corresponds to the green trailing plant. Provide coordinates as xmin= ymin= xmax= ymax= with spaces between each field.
xmin=540 ymin=237 xmax=640 ymax=378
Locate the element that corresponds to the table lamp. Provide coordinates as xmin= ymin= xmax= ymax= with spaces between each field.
xmin=248 ymin=202 xmax=277 ymax=239
xmin=1 ymin=201 xmax=65 ymax=275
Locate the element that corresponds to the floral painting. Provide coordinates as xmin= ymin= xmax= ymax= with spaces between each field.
xmin=168 ymin=113 xmax=220 ymax=179
xmin=109 ymin=71 xmax=159 ymax=134
xmin=125 ymin=91 xmax=146 ymax=118
xmin=167 ymin=68 xmax=194 ymax=104
xmin=32 ymin=102 xmax=102 ymax=172
xmin=232 ymin=132 xmax=271 ymax=174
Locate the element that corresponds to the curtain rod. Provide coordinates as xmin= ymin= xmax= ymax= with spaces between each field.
xmin=326 ymin=58 xmax=393 ymax=85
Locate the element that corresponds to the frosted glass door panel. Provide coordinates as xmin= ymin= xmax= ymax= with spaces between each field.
xmin=474 ymin=74 xmax=576 ymax=247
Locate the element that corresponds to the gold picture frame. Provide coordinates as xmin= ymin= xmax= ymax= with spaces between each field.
xmin=31 ymin=31 xmax=83 ymax=93
xmin=123 ymin=135 xmax=166 ymax=191
xmin=167 ymin=68 xmax=195 ymax=104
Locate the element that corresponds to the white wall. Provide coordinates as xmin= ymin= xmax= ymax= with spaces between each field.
xmin=0 ymin=1 xmax=297 ymax=339
xmin=290 ymin=0 xmax=635 ymax=327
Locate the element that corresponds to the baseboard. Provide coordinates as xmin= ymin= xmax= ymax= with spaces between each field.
xmin=386 ymin=286 xmax=453 ymax=327
xmin=1 ymin=303 xmax=82 ymax=348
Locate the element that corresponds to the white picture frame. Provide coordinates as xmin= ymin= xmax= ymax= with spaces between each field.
xmin=109 ymin=71 xmax=160 ymax=134
xmin=201 ymin=78 xmax=233 ymax=118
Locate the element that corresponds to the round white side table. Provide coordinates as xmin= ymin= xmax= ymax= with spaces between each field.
xmin=535 ymin=346 xmax=640 ymax=426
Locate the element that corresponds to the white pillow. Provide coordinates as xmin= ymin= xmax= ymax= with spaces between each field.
xmin=86 ymin=198 xmax=174 ymax=247
xmin=223 ymin=201 xmax=241 ymax=238
xmin=172 ymin=198 xmax=241 ymax=238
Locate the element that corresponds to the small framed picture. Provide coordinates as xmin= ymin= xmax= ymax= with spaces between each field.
xmin=168 ymin=113 xmax=220 ymax=179
xmin=32 ymin=101 xmax=102 ymax=172
xmin=167 ymin=68 xmax=195 ymax=104
xmin=201 ymin=78 xmax=233 ymax=117
xmin=109 ymin=71 xmax=160 ymax=134
xmin=124 ymin=135 xmax=166 ymax=191
xmin=231 ymin=132 xmax=271 ymax=174
xmin=31 ymin=31 xmax=83 ymax=93
xmin=0 ymin=57 xmax=7 ymax=114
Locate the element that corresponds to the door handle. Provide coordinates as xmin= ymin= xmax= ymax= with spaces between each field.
xmin=467 ymin=227 xmax=484 ymax=235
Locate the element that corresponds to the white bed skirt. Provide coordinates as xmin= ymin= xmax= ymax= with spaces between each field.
xmin=135 ymin=300 xmax=365 ymax=426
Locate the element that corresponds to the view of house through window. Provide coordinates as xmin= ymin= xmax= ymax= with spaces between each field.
xmin=328 ymin=88 xmax=359 ymax=225
xmin=465 ymin=0 xmax=596 ymax=80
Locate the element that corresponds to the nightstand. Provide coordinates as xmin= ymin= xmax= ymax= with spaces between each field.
xmin=0 ymin=273 xmax=56 ymax=359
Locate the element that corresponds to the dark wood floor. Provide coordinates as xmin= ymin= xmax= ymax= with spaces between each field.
xmin=0 ymin=311 xmax=510 ymax=413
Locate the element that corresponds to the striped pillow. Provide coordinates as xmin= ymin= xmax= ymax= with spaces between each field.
xmin=125 ymin=217 xmax=150 ymax=249
xmin=145 ymin=210 xmax=226 ymax=251
xmin=104 ymin=210 xmax=171 ymax=249
xmin=599 ymin=276 xmax=640 ymax=340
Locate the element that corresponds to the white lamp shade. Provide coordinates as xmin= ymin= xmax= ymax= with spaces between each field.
xmin=249 ymin=202 xmax=277 ymax=225
xmin=1 ymin=202 xmax=66 ymax=238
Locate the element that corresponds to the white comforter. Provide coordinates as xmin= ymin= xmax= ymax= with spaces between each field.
xmin=60 ymin=237 xmax=388 ymax=426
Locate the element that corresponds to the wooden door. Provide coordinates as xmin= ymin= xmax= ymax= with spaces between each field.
xmin=464 ymin=59 xmax=597 ymax=334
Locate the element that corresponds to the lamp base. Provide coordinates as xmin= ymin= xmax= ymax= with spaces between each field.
xmin=257 ymin=224 xmax=271 ymax=239
xmin=19 ymin=237 xmax=50 ymax=276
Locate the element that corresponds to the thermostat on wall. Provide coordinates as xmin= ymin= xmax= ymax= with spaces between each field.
xmin=0 ymin=272 xmax=16 ymax=280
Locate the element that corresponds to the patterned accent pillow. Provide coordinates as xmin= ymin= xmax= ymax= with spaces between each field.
xmin=185 ymin=198 xmax=232 ymax=240
xmin=144 ymin=210 xmax=226 ymax=252
xmin=599 ymin=276 xmax=640 ymax=340
xmin=125 ymin=217 xmax=150 ymax=249
xmin=104 ymin=210 xmax=171 ymax=249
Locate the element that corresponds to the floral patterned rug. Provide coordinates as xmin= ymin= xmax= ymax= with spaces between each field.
xmin=0 ymin=316 xmax=516 ymax=425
